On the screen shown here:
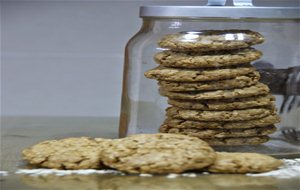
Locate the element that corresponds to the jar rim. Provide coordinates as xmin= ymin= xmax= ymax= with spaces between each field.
xmin=140 ymin=6 xmax=300 ymax=19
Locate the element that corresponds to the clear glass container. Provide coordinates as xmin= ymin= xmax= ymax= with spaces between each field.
xmin=119 ymin=5 xmax=300 ymax=156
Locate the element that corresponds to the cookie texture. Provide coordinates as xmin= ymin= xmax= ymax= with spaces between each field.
xmin=208 ymin=152 xmax=283 ymax=173
xmin=168 ymin=95 xmax=275 ymax=110
xmin=160 ymin=83 xmax=270 ymax=100
xmin=158 ymin=30 xmax=264 ymax=52
xmin=159 ymin=72 xmax=260 ymax=91
xmin=100 ymin=133 xmax=216 ymax=174
xmin=22 ymin=137 xmax=107 ymax=169
xmin=166 ymin=106 xmax=274 ymax=121
xmin=159 ymin=125 xmax=277 ymax=138
xmin=145 ymin=65 xmax=256 ymax=82
xmin=203 ymin=136 xmax=270 ymax=146
xmin=164 ymin=114 xmax=281 ymax=129
xmin=154 ymin=48 xmax=262 ymax=68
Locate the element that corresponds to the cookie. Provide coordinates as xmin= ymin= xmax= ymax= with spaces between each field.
xmin=154 ymin=48 xmax=262 ymax=68
xmin=203 ymin=136 xmax=270 ymax=146
xmin=166 ymin=106 xmax=274 ymax=121
xmin=168 ymin=94 xmax=275 ymax=110
xmin=164 ymin=114 xmax=280 ymax=129
xmin=207 ymin=152 xmax=283 ymax=173
xmin=158 ymin=30 xmax=264 ymax=52
xmin=160 ymin=83 xmax=270 ymax=100
xmin=22 ymin=137 xmax=107 ymax=169
xmin=159 ymin=124 xmax=276 ymax=138
xmin=100 ymin=133 xmax=216 ymax=174
xmin=145 ymin=65 xmax=256 ymax=82
xmin=158 ymin=72 xmax=260 ymax=91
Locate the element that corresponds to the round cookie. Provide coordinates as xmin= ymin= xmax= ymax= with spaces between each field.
xmin=203 ymin=136 xmax=270 ymax=146
xmin=154 ymin=48 xmax=262 ymax=68
xmin=158 ymin=30 xmax=264 ymax=52
xmin=166 ymin=106 xmax=275 ymax=121
xmin=207 ymin=152 xmax=283 ymax=173
xmin=145 ymin=65 xmax=256 ymax=82
xmin=22 ymin=137 xmax=107 ymax=169
xmin=100 ymin=133 xmax=216 ymax=174
xmin=159 ymin=72 xmax=260 ymax=91
xmin=168 ymin=94 xmax=275 ymax=110
xmin=159 ymin=125 xmax=277 ymax=138
xmin=160 ymin=83 xmax=270 ymax=100
xmin=164 ymin=114 xmax=281 ymax=129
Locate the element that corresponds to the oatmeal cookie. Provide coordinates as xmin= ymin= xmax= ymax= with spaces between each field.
xmin=160 ymin=83 xmax=270 ymax=100
xmin=22 ymin=137 xmax=108 ymax=169
xmin=154 ymin=48 xmax=262 ymax=68
xmin=158 ymin=30 xmax=264 ymax=52
xmin=207 ymin=152 xmax=283 ymax=173
xmin=167 ymin=94 xmax=275 ymax=110
xmin=166 ymin=106 xmax=275 ymax=121
xmin=163 ymin=114 xmax=280 ymax=129
xmin=100 ymin=133 xmax=216 ymax=174
xmin=145 ymin=65 xmax=256 ymax=82
xmin=203 ymin=136 xmax=270 ymax=146
xmin=158 ymin=72 xmax=260 ymax=91
xmin=159 ymin=125 xmax=277 ymax=138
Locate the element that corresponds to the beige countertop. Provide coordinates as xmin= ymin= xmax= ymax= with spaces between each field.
xmin=1 ymin=116 xmax=299 ymax=190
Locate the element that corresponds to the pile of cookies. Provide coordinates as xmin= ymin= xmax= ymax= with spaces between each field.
xmin=145 ymin=30 xmax=281 ymax=146
xmin=22 ymin=134 xmax=283 ymax=174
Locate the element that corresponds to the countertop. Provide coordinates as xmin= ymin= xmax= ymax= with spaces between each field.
xmin=1 ymin=117 xmax=299 ymax=190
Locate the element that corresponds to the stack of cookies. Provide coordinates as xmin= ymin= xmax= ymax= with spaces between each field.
xmin=145 ymin=30 xmax=281 ymax=146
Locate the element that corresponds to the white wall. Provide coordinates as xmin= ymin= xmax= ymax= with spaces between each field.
xmin=1 ymin=0 xmax=299 ymax=117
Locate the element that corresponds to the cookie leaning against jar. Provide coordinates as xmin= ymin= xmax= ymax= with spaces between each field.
xmin=158 ymin=30 xmax=264 ymax=52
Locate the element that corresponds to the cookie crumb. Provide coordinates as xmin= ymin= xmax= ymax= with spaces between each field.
xmin=181 ymin=173 xmax=197 ymax=177
xmin=166 ymin=173 xmax=180 ymax=179
xmin=139 ymin=173 xmax=153 ymax=177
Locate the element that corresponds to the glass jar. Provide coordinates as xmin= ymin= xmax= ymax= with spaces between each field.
xmin=119 ymin=4 xmax=300 ymax=156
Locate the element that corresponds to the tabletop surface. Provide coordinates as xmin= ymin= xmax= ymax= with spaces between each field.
xmin=1 ymin=116 xmax=299 ymax=190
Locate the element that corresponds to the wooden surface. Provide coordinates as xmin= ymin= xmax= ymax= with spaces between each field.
xmin=0 ymin=116 xmax=299 ymax=190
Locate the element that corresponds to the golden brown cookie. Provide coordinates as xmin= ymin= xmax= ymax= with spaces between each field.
xmin=154 ymin=48 xmax=262 ymax=68
xmin=159 ymin=124 xmax=277 ymax=138
xmin=164 ymin=114 xmax=280 ymax=129
xmin=100 ymin=133 xmax=216 ymax=174
xmin=207 ymin=152 xmax=283 ymax=173
xmin=166 ymin=106 xmax=275 ymax=121
xmin=145 ymin=65 xmax=256 ymax=82
xmin=158 ymin=72 xmax=260 ymax=91
xmin=203 ymin=136 xmax=270 ymax=146
xmin=167 ymin=95 xmax=275 ymax=110
xmin=158 ymin=30 xmax=264 ymax=52
xmin=22 ymin=137 xmax=108 ymax=169
xmin=160 ymin=83 xmax=270 ymax=100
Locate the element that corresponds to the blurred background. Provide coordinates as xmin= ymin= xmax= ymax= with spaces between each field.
xmin=1 ymin=0 xmax=299 ymax=118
